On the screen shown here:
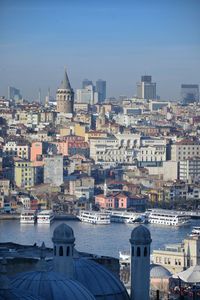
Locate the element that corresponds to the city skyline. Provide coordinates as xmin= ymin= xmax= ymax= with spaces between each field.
xmin=0 ymin=0 xmax=200 ymax=101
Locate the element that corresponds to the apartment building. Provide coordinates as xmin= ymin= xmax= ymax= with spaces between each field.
xmin=14 ymin=160 xmax=35 ymax=189
xmin=3 ymin=141 xmax=30 ymax=160
xmin=179 ymin=157 xmax=200 ymax=183
xmin=171 ymin=139 xmax=200 ymax=161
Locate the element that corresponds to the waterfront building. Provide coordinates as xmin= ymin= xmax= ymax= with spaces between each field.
xmin=43 ymin=155 xmax=63 ymax=187
xmin=95 ymin=193 xmax=147 ymax=211
xmin=56 ymin=69 xmax=74 ymax=114
xmin=96 ymin=79 xmax=106 ymax=103
xmin=181 ymin=84 xmax=199 ymax=104
xmin=153 ymin=234 xmax=200 ymax=274
xmin=136 ymin=75 xmax=156 ymax=100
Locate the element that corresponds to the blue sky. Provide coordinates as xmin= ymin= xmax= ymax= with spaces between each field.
xmin=0 ymin=0 xmax=200 ymax=101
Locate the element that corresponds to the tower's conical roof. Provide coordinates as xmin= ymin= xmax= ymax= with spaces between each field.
xmin=60 ymin=69 xmax=72 ymax=90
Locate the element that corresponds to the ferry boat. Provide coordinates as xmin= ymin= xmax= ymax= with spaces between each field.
xmin=190 ymin=227 xmax=200 ymax=237
xmin=147 ymin=209 xmax=191 ymax=226
xmin=37 ymin=210 xmax=54 ymax=224
xmin=20 ymin=210 xmax=37 ymax=224
xmin=78 ymin=210 xmax=111 ymax=225
xmin=107 ymin=210 xmax=146 ymax=224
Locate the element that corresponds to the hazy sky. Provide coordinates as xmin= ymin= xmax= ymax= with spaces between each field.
xmin=0 ymin=0 xmax=200 ymax=101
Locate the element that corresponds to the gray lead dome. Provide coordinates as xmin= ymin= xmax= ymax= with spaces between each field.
xmin=130 ymin=225 xmax=152 ymax=245
xmin=73 ymin=258 xmax=130 ymax=300
xmin=11 ymin=271 xmax=95 ymax=300
xmin=52 ymin=223 xmax=75 ymax=244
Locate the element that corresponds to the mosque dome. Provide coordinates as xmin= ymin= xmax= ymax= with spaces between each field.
xmin=150 ymin=264 xmax=172 ymax=279
xmin=73 ymin=258 xmax=130 ymax=300
xmin=130 ymin=225 xmax=152 ymax=245
xmin=0 ymin=289 xmax=42 ymax=300
xmin=52 ymin=223 xmax=75 ymax=244
xmin=11 ymin=271 xmax=95 ymax=300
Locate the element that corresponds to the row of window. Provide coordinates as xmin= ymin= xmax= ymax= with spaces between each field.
xmin=132 ymin=246 xmax=148 ymax=257
xmin=54 ymin=245 xmax=72 ymax=257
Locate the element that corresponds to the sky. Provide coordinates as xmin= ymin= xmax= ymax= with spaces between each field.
xmin=0 ymin=0 xmax=200 ymax=101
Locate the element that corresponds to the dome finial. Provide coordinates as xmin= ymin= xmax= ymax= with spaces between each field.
xmin=37 ymin=242 xmax=47 ymax=272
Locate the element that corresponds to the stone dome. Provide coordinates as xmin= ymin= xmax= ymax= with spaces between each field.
xmin=52 ymin=223 xmax=75 ymax=244
xmin=150 ymin=264 xmax=172 ymax=279
xmin=11 ymin=271 xmax=95 ymax=300
xmin=73 ymin=258 xmax=130 ymax=300
xmin=130 ymin=225 xmax=152 ymax=245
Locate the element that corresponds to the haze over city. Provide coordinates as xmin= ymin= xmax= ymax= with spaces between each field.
xmin=0 ymin=0 xmax=200 ymax=101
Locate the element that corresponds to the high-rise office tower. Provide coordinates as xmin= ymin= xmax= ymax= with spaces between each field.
xmin=76 ymin=85 xmax=98 ymax=105
xmin=56 ymin=69 xmax=74 ymax=114
xmin=82 ymin=79 xmax=93 ymax=89
xmin=8 ymin=86 xmax=22 ymax=101
xmin=136 ymin=75 xmax=156 ymax=100
xmin=181 ymin=84 xmax=199 ymax=104
xmin=96 ymin=79 xmax=106 ymax=103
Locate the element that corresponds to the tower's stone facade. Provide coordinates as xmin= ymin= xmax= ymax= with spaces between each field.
xmin=57 ymin=70 xmax=74 ymax=114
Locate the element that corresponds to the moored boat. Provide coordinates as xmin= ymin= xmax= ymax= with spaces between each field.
xmin=20 ymin=210 xmax=37 ymax=224
xmin=78 ymin=210 xmax=110 ymax=225
xmin=37 ymin=210 xmax=54 ymax=224
xmin=147 ymin=209 xmax=191 ymax=226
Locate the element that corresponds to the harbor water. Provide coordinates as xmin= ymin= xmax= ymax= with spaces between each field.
xmin=0 ymin=219 xmax=200 ymax=258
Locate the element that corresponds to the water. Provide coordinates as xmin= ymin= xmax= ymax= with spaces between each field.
xmin=0 ymin=219 xmax=200 ymax=258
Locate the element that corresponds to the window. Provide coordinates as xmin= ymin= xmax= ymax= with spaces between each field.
xmin=59 ymin=246 xmax=63 ymax=256
xmin=144 ymin=247 xmax=147 ymax=257
xmin=132 ymin=246 xmax=134 ymax=256
xmin=66 ymin=246 xmax=70 ymax=256
xmin=54 ymin=246 xmax=56 ymax=256
xmin=137 ymin=247 xmax=141 ymax=257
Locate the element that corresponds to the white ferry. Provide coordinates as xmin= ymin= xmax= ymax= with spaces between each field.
xmin=147 ymin=209 xmax=191 ymax=226
xmin=78 ymin=210 xmax=111 ymax=225
xmin=20 ymin=210 xmax=37 ymax=224
xmin=107 ymin=210 xmax=146 ymax=224
xmin=190 ymin=227 xmax=200 ymax=237
xmin=37 ymin=210 xmax=54 ymax=224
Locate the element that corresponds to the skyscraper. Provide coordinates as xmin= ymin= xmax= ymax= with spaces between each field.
xmin=181 ymin=84 xmax=199 ymax=104
xmin=96 ymin=79 xmax=106 ymax=103
xmin=136 ymin=75 xmax=156 ymax=100
xmin=82 ymin=79 xmax=93 ymax=89
xmin=56 ymin=69 xmax=74 ymax=114
xmin=8 ymin=86 xmax=22 ymax=101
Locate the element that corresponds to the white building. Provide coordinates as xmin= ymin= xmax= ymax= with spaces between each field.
xmin=76 ymin=85 xmax=98 ymax=105
xmin=137 ymin=75 xmax=156 ymax=100
xmin=171 ymin=140 xmax=200 ymax=162
xmin=179 ymin=157 xmax=200 ymax=183
xmin=3 ymin=141 xmax=30 ymax=160
xmin=44 ymin=155 xmax=63 ymax=186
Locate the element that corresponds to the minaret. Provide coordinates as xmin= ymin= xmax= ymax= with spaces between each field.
xmin=52 ymin=223 xmax=75 ymax=279
xmin=104 ymin=179 xmax=108 ymax=196
xmin=130 ymin=225 xmax=152 ymax=300
xmin=56 ymin=68 xmax=74 ymax=114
